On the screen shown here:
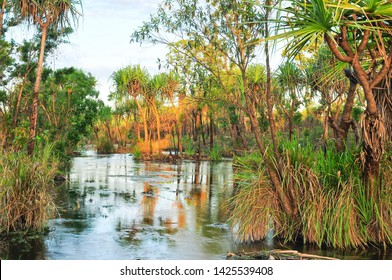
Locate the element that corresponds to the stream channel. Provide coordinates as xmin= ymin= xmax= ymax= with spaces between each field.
xmin=1 ymin=151 xmax=392 ymax=259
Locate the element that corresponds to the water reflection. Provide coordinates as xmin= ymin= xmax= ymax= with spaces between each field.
xmin=2 ymin=152 xmax=392 ymax=260
xmin=44 ymin=153 xmax=237 ymax=259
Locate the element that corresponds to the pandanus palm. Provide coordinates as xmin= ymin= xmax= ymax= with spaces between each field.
xmin=271 ymin=0 xmax=392 ymax=199
xmin=275 ymin=60 xmax=304 ymax=141
xmin=147 ymin=73 xmax=167 ymax=154
xmin=111 ymin=65 xmax=150 ymax=147
xmin=11 ymin=0 xmax=82 ymax=155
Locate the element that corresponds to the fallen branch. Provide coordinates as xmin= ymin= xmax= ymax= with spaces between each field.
xmin=227 ymin=249 xmax=338 ymax=260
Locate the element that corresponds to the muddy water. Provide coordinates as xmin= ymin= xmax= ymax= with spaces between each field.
xmin=2 ymin=151 xmax=391 ymax=260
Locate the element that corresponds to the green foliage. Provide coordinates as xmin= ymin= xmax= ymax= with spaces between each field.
xmin=316 ymin=143 xmax=361 ymax=189
xmin=39 ymin=67 xmax=104 ymax=155
xmin=12 ymin=0 xmax=82 ymax=31
xmin=0 ymin=145 xmax=58 ymax=234
xmin=209 ymin=144 xmax=222 ymax=161
xmin=182 ymin=136 xmax=196 ymax=157
xmin=96 ymin=137 xmax=114 ymax=154
xmin=132 ymin=145 xmax=142 ymax=160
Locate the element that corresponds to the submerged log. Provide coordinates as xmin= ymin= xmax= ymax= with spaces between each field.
xmin=227 ymin=249 xmax=338 ymax=260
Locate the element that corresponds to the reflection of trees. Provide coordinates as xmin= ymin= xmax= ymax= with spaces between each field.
xmin=141 ymin=182 xmax=158 ymax=225
xmin=174 ymin=199 xmax=186 ymax=229
xmin=186 ymin=161 xmax=235 ymax=236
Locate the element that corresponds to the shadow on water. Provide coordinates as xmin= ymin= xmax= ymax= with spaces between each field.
xmin=1 ymin=151 xmax=392 ymax=260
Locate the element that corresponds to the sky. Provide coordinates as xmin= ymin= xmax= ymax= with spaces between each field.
xmin=7 ymin=0 xmax=275 ymax=105
xmin=11 ymin=0 xmax=166 ymax=105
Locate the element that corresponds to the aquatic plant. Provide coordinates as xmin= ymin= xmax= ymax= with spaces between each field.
xmin=0 ymin=145 xmax=58 ymax=234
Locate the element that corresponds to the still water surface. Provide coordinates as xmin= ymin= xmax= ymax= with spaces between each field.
xmin=2 ymin=151 xmax=391 ymax=259
xmin=49 ymin=151 xmax=237 ymax=259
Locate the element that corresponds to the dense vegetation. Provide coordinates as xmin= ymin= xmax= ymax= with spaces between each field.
xmin=0 ymin=0 xmax=104 ymax=233
xmin=1 ymin=0 xmax=392 ymax=250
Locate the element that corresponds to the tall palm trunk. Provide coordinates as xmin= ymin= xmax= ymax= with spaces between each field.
xmin=264 ymin=0 xmax=279 ymax=158
xmin=324 ymin=29 xmax=388 ymax=201
xmin=374 ymin=76 xmax=392 ymax=142
xmin=133 ymin=98 xmax=149 ymax=144
xmin=0 ymin=0 xmax=6 ymax=36
xmin=28 ymin=24 xmax=48 ymax=156
xmin=148 ymin=98 xmax=161 ymax=154
xmin=329 ymin=72 xmax=359 ymax=151
xmin=352 ymin=59 xmax=386 ymax=201
xmin=246 ymin=98 xmax=294 ymax=216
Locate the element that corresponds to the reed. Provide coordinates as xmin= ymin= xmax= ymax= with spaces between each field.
xmin=0 ymin=145 xmax=58 ymax=234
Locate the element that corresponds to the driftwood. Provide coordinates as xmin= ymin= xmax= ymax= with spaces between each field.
xmin=227 ymin=249 xmax=338 ymax=260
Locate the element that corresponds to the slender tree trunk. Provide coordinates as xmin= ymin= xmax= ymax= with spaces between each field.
xmin=200 ymin=111 xmax=206 ymax=147
xmin=133 ymin=111 xmax=141 ymax=141
xmin=134 ymin=99 xmax=149 ymax=144
xmin=152 ymin=103 xmax=161 ymax=153
xmin=333 ymin=75 xmax=358 ymax=151
xmin=288 ymin=118 xmax=293 ymax=141
xmin=209 ymin=115 xmax=214 ymax=150
xmin=13 ymin=79 xmax=26 ymax=127
xmin=177 ymin=122 xmax=183 ymax=155
xmin=264 ymin=1 xmax=279 ymax=158
xmin=0 ymin=0 xmax=6 ymax=37
xmin=105 ymin=121 xmax=112 ymax=142
xmin=28 ymin=25 xmax=48 ymax=156
xmin=246 ymin=101 xmax=294 ymax=216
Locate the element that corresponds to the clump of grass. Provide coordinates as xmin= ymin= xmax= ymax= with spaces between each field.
xmin=132 ymin=145 xmax=142 ymax=160
xmin=227 ymin=153 xmax=277 ymax=241
xmin=227 ymin=140 xmax=392 ymax=249
xmin=209 ymin=144 xmax=222 ymax=161
xmin=0 ymin=145 xmax=58 ymax=234
xmin=182 ymin=136 xmax=196 ymax=157
xmin=96 ymin=137 xmax=115 ymax=154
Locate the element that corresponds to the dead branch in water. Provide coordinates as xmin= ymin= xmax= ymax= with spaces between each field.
xmin=227 ymin=249 xmax=338 ymax=260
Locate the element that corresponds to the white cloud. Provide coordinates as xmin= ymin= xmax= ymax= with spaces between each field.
xmin=54 ymin=0 xmax=166 ymax=104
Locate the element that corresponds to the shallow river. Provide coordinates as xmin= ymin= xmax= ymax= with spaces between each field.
xmin=2 ymin=151 xmax=391 ymax=259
